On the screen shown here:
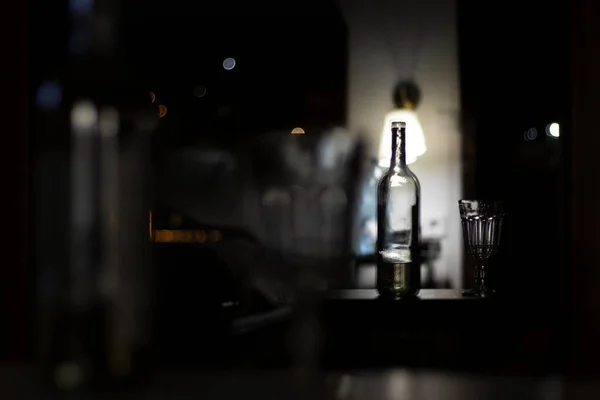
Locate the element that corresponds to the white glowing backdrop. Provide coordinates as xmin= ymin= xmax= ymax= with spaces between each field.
xmin=342 ymin=0 xmax=464 ymax=288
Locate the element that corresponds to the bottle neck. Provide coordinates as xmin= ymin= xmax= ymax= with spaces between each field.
xmin=390 ymin=126 xmax=407 ymax=169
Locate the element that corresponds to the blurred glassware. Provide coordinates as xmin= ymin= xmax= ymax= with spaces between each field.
xmin=251 ymin=126 xmax=365 ymax=396
xmin=356 ymin=160 xmax=383 ymax=256
xmin=253 ymin=127 xmax=365 ymax=293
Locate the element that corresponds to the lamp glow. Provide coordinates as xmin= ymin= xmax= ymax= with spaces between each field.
xmin=546 ymin=122 xmax=560 ymax=138
xmin=379 ymin=108 xmax=427 ymax=166
xmin=157 ymin=105 xmax=167 ymax=118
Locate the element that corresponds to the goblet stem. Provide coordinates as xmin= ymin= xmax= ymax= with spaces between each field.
xmin=462 ymin=261 xmax=494 ymax=297
xmin=474 ymin=261 xmax=495 ymax=297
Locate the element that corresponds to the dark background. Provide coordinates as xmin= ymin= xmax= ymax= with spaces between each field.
xmin=458 ymin=0 xmax=568 ymax=302
xmin=29 ymin=0 xmax=348 ymax=143
xmin=3 ymin=0 xmax=591 ymax=372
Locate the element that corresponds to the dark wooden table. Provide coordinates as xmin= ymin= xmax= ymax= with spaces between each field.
xmin=320 ymin=289 xmax=563 ymax=372
xmin=154 ymin=288 xmax=564 ymax=373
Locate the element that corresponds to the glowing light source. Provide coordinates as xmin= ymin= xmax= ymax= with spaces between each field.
xmin=223 ymin=57 xmax=236 ymax=70
xmin=524 ymin=127 xmax=538 ymax=141
xmin=546 ymin=122 xmax=560 ymax=138
xmin=148 ymin=212 xmax=222 ymax=243
xmin=152 ymin=229 xmax=222 ymax=243
xmin=291 ymin=127 xmax=305 ymax=135
xmin=379 ymin=108 xmax=427 ymax=166
xmin=194 ymin=85 xmax=207 ymax=98
xmin=71 ymin=100 xmax=97 ymax=130
xmin=55 ymin=362 xmax=83 ymax=391
xmin=37 ymin=81 xmax=62 ymax=110
xmin=157 ymin=104 xmax=167 ymax=118
xmin=99 ymin=106 xmax=119 ymax=138
xmin=69 ymin=0 xmax=93 ymax=15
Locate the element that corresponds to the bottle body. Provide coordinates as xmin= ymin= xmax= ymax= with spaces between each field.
xmin=376 ymin=122 xmax=421 ymax=299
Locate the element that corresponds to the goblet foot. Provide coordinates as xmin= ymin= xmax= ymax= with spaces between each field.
xmin=461 ymin=287 xmax=496 ymax=298
xmin=461 ymin=288 xmax=479 ymax=297
xmin=477 ymin=286 xmax=496 ymax=298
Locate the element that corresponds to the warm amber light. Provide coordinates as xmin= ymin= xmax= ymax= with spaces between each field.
xmin=150 ymin=92 xmax=155 ymax=103
xmin=209 ymin=230 xmax=222 ymax=242
xmin=149 ymin=211 xmax=222 ymax=243
xmin=291 ymin=127 xmax=305 ymax=135
xmin=152 ymin=229 xmax=221 ymax=243
xmin=157 ymin=105 xmax=167 ymax=118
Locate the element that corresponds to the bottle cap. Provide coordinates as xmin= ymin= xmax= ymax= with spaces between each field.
xmin=391 ymin=121 xmax=407 ymax=128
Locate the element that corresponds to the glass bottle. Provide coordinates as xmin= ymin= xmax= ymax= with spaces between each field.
xmin=376 ymin=121 xmax=421 ymax=299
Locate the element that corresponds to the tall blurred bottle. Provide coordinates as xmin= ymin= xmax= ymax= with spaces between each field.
xmin=34 ymin=0 xmax=157 ymax=391
xmin=376 ymin=121 xmax=421 ymax=299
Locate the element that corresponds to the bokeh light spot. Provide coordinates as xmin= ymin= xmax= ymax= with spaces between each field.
xmin=223 ymin=57 xmax=236 ymax=70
